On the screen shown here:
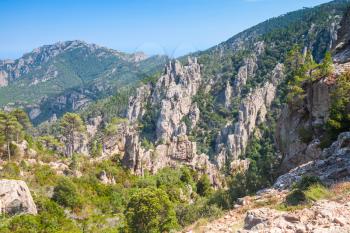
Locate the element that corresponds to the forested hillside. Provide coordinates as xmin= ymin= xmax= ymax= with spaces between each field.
xmin=0 ymin=40 xmax=167 ymax=124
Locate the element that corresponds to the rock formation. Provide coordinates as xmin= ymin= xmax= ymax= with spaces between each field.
xmin=0 ymin=179 xmax=37 ymax=215
xmin=241 ymin=200 xmax=350 ymax=233
xmin=215 ymin=63 xmax=284 ymax=170
xmin=121 ymin=58 xmax=222 ymax=186
xmin=274 ymin=131 xmax=350 ymax=190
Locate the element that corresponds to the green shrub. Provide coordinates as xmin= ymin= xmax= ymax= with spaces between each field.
xmin=196 ymin=175 xmax=212 ymax=197
xmin=295 ymin=176 xmax=322 ymax=191
xmin=176 ymin=199 xmax=222 ymax=227
xmin=34 ymin=165 xmax=57 ymax=186
xmin=208 ymin=190 xmax=231 ymax=210
xmin=304 ymin=184 xmax=330 ymax=201
xmin=7 ymin=215 xmax=40 ymax=233
xmin=298 ymin=127 xmax=313 ymax=144
xmin=125 ymin=188 xmax=178 ymax=233
xmin=286 ymin=189 xmax=306 ymax=206
xmin=52 ymin=178 xmax=82 ymax=210
xmin=0 ymin=162 xmax=20 ymax=179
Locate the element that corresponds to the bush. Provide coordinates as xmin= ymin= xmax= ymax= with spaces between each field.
xmin=1 ymin=162 xmax=20 ymax=179
xmin=295 ymin=176 xmax=322 ymax=191
xmin=7 ymin=215 xmax=40 ymax=233
xmin=208 ymin=190 xmax=231 ymax=210
xmin=286 ymin=189 xmax=306 ymax=206
xmin=125 ymin=188 xmax=178 ymax=233
xmin=34 ymin=165 xmax=57 ymax=186
xmin=52 ymin=178 xmax=82 ymax=210
xmin=298 ymin=127 xmax=313 ymax=144
xmin=176 ymin=199 xmax=222 ymax=227
xmin=304 ymin=184 xmax=330 ymax=202
xmin=285 ymin=176 xmax=329 ymax=206
xmin=196 ymin=175 xmax=212 ymax=197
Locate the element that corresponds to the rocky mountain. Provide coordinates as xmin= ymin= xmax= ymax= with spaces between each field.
xmin=102 ymin=0 xmax=350 ymax=183
xmin=1 ymin=0 xmax=350 ymax=232
xmin=0 ymin=40 xmax=167 ymax=124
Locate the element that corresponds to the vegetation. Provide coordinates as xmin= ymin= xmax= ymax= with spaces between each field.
xmin=326 ymin=72 xmax=350 ymax=142
xmin=125 ymin=188 xmax=178 ymax=233
xmin=280 ymin=176 xmax=330 ymax=208
xmin=59 ymin=113 xmax=86 ymax=157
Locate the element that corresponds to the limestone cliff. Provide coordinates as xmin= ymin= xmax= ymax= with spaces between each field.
xmin=215 ymin=63 xmax=284 ymax=171
xmin=122 ymin=58 xmax=222 ymax=186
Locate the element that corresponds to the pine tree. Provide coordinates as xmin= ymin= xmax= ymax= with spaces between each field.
xmin=59 ymin=113 xmax=85 ymax=157
xmin=320 ymin=51 xmax=333 ymax=77
xmin=0 ymin=112 xmax=23 ymax=160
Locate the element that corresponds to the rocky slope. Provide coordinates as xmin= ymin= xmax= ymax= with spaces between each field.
xmin=183 ymin=131 xmax=350 ymax=233
xmin=0 ymin=40 xmax=167 ymax=124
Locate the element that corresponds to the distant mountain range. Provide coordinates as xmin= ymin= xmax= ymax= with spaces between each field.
xmin=0 ymin=40 xmax=167 ymax=123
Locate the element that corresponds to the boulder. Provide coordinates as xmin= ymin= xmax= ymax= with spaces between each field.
xmin=0 ymin=179 xmax=37 ymax=215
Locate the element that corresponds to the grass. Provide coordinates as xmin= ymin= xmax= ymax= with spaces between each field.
xmin=304 ymin=184 xmax=331 ymax=201
xmin=275 ymin=183 xmax=332 ymax=211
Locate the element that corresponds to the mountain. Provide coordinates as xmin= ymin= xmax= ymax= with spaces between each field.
xmin=0 ymin=40 xmax=167 ymax=124
xmin=0 ymin=1 xmax=350 ymax=233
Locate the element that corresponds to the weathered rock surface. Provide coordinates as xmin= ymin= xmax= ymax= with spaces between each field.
xmin=122 ymin=58 xmax=222 ymax=185
xmin=154 ymin=58 xmax=201 ymax=142
xmin=0 ymin=179 xmax=37 ymax=215
xmin=240 ymin=200 xmax=350 ymax=233
xmin=215 ymin=63 xmax=284 ymax=170
xmin=274 ymin=132 xmax=350 ymax=190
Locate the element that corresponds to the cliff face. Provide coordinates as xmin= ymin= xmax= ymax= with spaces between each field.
xmin=215 ymin=63 xmax=284 ymax=171
xmin=122 ymin=58 xmax=222 ymax=186
xmin=276 ymin=8 xmax=350 ymax=173
xmin=275 ymin=75 xmax=335 ymax=172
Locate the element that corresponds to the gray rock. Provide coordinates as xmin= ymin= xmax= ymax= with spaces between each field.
xmin=274 ymin=132 xmax=350 ymax=189
xmin=0 ymin=179 xmax=37 ymax=215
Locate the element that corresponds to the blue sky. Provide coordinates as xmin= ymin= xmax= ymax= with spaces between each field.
xmin=0 ymin=0 xmax=330 ymax=59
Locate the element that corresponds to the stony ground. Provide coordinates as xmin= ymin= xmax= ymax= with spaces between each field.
xmin=182 ymin=183 xmax=350 ymax=233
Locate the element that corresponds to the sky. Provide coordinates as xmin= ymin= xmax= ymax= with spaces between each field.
xmin=0 ymin=0 xmax=331 ymax=59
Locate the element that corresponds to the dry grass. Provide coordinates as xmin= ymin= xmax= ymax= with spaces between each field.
xmin=329 ymin=181 xmax=350 ymax=202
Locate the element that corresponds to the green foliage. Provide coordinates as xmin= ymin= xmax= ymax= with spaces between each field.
xmin=52 ymin=178 xmax=82 ymax=210
xmin=298 ymin=127 xmax=314 ymax=144
xmin=175 ymin=199 xmax=222 ymax=227
xmin=125 ymin=188 xmax=178 ymax=233
xmin=0 ymin=111 xmax=23 ymax=160
xmin=286 ymin=48 xmax=334 ymax=105
xmin=59 ymin=113 xmax=86 ymax=157
xmin=0 ymin=162 xmax=20 ymax=179
xmin=34 ymin=165 xmax=58 ymax=186
xmin=294 ymin=175 xmax=322 ymax=191
xmin=319 ymin=51 xmax=334 ymax=77
xmin=0 ymin=198 xmax=80 ymax=233
xmin=284 ymin=176 xmax=329 ymax=206
xmin=196 ymin=175 xmax=212 ymax=197
xmin=286 ymin=189 xmax=307 ymax=206
xmin=325 ymin=72 xmax=350 ymax=143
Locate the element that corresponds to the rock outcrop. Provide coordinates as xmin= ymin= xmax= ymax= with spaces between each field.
xmin=154 ymin=58 xmax=201 ymax=142
xmin=274 ymin=132 xmax=350 ymax=190
xmin=241 ymin=200 xmax=350 ymax=233
xmin=0 ymin=179 xmax=37 ymax=215
xmin=121 ymin=58 xmax=222 ymax=186
xmin=276 ymin=60 xmax=350 ymax=173
xmin=215 ymin=63 xmax=284 ymax=170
